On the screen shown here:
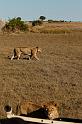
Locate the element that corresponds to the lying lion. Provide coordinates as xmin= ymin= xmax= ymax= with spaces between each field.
xmin=16 ymin=101 xmax=59 ymax=120
xmin=11 ymin=46 xmax=42 ymax=60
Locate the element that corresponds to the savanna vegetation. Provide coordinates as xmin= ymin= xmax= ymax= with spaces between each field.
xmin=0 ymin=16 xmax=82 ymax=120
xmin=1 ymin=16 xmax=82 ymax=34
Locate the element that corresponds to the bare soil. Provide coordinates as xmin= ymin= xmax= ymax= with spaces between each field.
xmin=0 ymin=31 xmax=82 ymax=119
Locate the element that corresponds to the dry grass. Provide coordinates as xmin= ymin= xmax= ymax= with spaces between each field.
xmin=0 ymin=23 xmax=82 ymax=119
xmin=29 ymin=22 xmax=82 ymax=34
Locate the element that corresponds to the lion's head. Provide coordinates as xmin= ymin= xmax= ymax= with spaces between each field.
xmin=42 ymin=102 xmax=59 ymax=120
xmin=36 ymin=47 xmax=42 ymax=53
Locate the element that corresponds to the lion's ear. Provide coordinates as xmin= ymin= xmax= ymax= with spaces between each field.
xmin=54 ymin=103 xmax=57 ymax=106
xmin=54 ymin=103 xmax=59 ymax=108
xmin=41 ymin=104 xmax=46 ymax=108
xmin=41 ymin=105 xmax=44 ymax=108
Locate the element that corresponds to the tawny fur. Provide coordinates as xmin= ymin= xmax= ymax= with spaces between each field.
xmin=42 ymin=101 xmax=59 ymax=120
xmin=11 ymin=46 xmax=42 ymax=60
xmin=16 ymin=101 xmax=42 ymax=115
xmin=16 ymin=101 xmax=59 ymax=120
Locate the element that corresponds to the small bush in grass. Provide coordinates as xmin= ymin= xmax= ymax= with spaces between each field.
xmin=48 ymin=20 xmax=54 ymax=23
xmin=32 ymin=20 xmax=43 ymax=26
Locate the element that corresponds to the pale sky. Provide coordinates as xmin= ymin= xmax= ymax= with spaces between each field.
xmin=0 ymin=0 xmax=82 ymax=21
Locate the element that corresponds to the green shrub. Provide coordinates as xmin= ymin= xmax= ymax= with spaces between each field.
xmin=32 ymin=20 xmax=42 ymax=26
xmin=48 ymin=20 xmax=65 ymax=23
xmin=2 ymin=17 xmax=28 ymax=32
xmin=48 ymin=20 xmax=54 ymax=23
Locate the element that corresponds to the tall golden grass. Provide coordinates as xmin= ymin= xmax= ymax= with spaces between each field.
xmin=28 ymin=22 xmax=82 ymax=34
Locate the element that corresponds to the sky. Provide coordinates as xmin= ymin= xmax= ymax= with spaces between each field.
xmin=0 ymin=0 xmax=82 ymax=21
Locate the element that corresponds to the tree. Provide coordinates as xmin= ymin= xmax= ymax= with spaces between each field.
xmin=39 ymin=16 xmax=46 ymax=21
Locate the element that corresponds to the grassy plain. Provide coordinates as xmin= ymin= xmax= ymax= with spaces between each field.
xmin=0 ymin=22 xmax=82 ymax=119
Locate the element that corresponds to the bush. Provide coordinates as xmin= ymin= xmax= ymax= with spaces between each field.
xmin=48 ymin=20 xmax=54 ymax=23
xmin=2 ymin=17 xmax=28 ymax=33
xmin=32 ymin=20 xmax=43 ymax=26
xmin=48 ymin=20 xmax=65 ymax=23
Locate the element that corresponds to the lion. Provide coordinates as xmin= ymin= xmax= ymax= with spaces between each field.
xmin=42 ymin=101 xmax=59 ymax=120
xmin=11 ymin=46 xmax=42 ymax=60
xmin=16 ymin=101 xmax=59 ymax=120
xmin=16 ymin=101 xmax=42 ymax=116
